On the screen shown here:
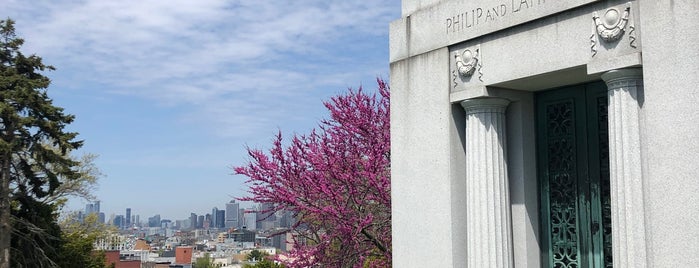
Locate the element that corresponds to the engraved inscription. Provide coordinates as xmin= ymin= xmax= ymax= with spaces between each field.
xmin=446 ymin=0 xmax=549 ymax=34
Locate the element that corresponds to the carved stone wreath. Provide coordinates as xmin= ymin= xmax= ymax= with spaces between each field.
xmin=593 ymin=4 xmax=631 ymax=42
xmin=455 ymin=49 xmax=479 ymax=77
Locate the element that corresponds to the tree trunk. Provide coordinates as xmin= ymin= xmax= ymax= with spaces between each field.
xmin=0 ymin=155 xmax=11 ymax=268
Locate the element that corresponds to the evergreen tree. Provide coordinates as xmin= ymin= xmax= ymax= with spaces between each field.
xmin=9 ymin=198 xmax=62 ymax=268
xmin=0 ymin=18 xmax=83 ymax=268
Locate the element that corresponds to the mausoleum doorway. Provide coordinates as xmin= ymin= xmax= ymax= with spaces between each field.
xmin=536 ymin=82 xmax=612 ymax=268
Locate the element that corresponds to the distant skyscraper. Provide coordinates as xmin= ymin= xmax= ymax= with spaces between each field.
xmin=148 ymin=214 xmax=161 ymax=227
xmin=85 ymin=204 xmax=95 ymax=215
xmin=190 ymin=213 xmax=198 ymax=230
xmin=211 ymin=207 xmax=218 ymax=228
xmin=83 ymin=201 xmax=101 ymax=223
xmin=114 ymin=215 xmax=125 ymax=229
xmin=258 ymin=203 xmax=275 ymax=220
xmin=238 ymin=208 xmax=245 ymax=228
xmin=243 ymin=211 xmax=257 ymax=231
xmin=279 ymin=210 xmax=291 ymax=228
xmin=216 ymin=209 xmax=225 ymax=228
xmin=198 ymin=215 xmax=205 ymax=229
xmin=257 ymin=203 xmax=276 ymax=229
xmin=125 ymin=208 xmax=131 ymax=227
xmin=225 ymin=200 xmax=239 ymax=228
xmin=205 ymin=214 xmax=212 ymax=229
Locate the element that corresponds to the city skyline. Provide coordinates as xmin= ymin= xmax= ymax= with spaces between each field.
xmin=82 ymin=199 xmax=268 ymax=226
xmin=1 ymin=0 xmax=401 ymax=219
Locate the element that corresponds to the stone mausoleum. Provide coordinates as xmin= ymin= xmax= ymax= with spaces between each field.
xmin=389 ymin=0 xmax=698 ymax=267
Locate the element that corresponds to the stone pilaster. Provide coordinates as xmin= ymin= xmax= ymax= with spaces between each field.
xmin=601 ymin=68 xmax=648 ymax=268
xmin=460 ymin=98 xmax=513 ymax=268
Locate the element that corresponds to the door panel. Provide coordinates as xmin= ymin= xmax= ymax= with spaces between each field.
xmin=585 ymin=84 xmax=612 ymax=268
xmin=537 ymin=82 xmax=611 ymax=268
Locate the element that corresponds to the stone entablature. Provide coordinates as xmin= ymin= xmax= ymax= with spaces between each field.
xmin=391 ymin=0 xmax=642 ymax=99
xmin=391 ymin=0 xmax=603 ymax=62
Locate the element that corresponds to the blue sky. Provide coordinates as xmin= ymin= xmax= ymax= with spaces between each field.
xmin=3 ymin=0 xmax=401 ymax=221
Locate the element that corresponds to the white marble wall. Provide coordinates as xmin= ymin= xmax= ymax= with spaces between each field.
xmin=390 ymin=48 xmax=462 ymax=267
xmin=638 ymin=1 xmax=699 ymax=266
xmin=391 ymin=0 xmax=699 ymax=267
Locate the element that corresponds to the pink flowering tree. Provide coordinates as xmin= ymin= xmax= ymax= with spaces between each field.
xmin=235 ymin=79 xmax=391 ymax=268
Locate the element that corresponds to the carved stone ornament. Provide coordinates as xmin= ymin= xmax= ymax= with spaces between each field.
xmin=593 ymin=3 xmax=631 ymax=42
xmin=455 ymin=48 xmax=479 ymax=77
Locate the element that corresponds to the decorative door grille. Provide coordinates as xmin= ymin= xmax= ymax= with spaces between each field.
xmin=537 ymin=82 xmax=612 ymax=268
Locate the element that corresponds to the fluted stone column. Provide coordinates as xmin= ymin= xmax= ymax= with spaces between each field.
xmin=601 ymin=68 xmax=648 ymax=268
xmin=460 ymin=98 xmax=513 ymax=268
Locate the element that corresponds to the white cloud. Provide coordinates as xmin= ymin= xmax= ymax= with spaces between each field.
xmin=3 ymin=0 xmax=397 ymax=139
xmin=2 ymin=1 xmax=400 ymax=218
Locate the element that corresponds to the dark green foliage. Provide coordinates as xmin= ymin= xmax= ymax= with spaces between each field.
xmin=243 ymin=259 xmax=285 ymax=268
xmin=9 ymin=199 xmax=62 ymax=268
xmin=246 ymin=250 xmax=267 ymax=262
xmin=194 ymin=253 xmax=214 ymax=268
xmin=55 ymin=232 xmax=107 ymax=268
xmin=243 ymin=250 xmax=285 ymax=268
xmin=0 ymin=18 xmax=83 ymax=268
xmin=0 ymin=18 xmax=82 ymax=199
xmin=55 ymin=213 xmax=109 ymax=268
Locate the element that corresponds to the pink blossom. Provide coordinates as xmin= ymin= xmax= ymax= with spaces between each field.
xmin=235 ymin=79 xmax=391 ymax=267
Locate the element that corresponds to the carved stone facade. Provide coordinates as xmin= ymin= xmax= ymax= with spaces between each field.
xmin=391 ymin=0 xmax=699 ymax=267
xmin=593 ymin=3 xmax=631 ymax=42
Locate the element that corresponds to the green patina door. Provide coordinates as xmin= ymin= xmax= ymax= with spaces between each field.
xmin=536 ymin=82 xmax=612 ymax=268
